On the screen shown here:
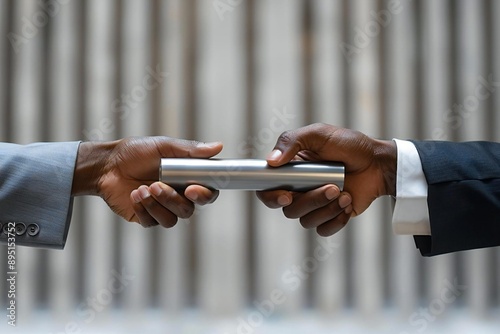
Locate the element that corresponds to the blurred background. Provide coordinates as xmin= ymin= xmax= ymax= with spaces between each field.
xmin=1 ymin=0 xmax=500 ymax=333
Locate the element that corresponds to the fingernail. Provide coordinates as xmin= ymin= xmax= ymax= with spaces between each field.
xmin=131 ymin=190 xmax=142 ymax=203
xmin=188 ymin=192 xmax=198 ymax=201
xmin=325 ymin=186 xmax=339 ymax=200
xmin=339 ymin=194 xmax=351 ymax=208
xmin=138 ymin=186 xmax=151 ymax=200
xmin=345 ymin=205 xmax=353 ymax=215
xmin=278 ymin=194 xmax=291 ymax=206
xmin=267 ymin=150 xmax=282 ymax=161
xmin=150 ymin=183 xmax=162 ymax=196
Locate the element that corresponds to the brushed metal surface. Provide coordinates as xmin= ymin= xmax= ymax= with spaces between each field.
xmin=160 ymin=159 xmax=344 ymax=191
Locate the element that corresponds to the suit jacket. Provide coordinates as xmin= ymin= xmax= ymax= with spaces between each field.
xmin=412 ymin=141 xmax=500 ymax=256
xmin=0 ymin=142 xmax=80 ymax=249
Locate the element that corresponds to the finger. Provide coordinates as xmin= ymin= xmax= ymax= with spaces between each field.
xmin=154 ymin=137 xmax=223 ymax=159
xmin=298 ymin=196 xmax=344 ymax=229
xmin=130 ymin=188 xmax=160 ymax=228
xmin=149 ymin=182 xmax=194 ymax=218
xmin=316 ymin=210 xmax=352 ymax=237
xmin=255 ymin=190 xmax=293 ymax=209
xmin=282 ymin=185 xmax=340 ymax=219
xmin=131 ymin=202 xmax=161 ymax=228
xmin=184 ymin=185 xmax=220 ymax=205
xmin=132 ymin=185 xmax=179 ymax=228
xmin=266 ymin=123 xmax=336 ymax=167
xmin=338 ymin=192 xmax=352 ymax=210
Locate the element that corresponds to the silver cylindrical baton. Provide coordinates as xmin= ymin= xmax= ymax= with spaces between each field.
xmin=160 ymin=159 xmax=344 ymax=191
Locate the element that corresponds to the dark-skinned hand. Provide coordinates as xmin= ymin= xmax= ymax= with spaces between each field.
xmin=256 ymin=123 xmax=397 ymax=236
xmin=72 ymin=137 xmax=223 ymax=228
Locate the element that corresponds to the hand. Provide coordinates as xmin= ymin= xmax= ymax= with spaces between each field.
xmin=72 ymin=137 xmax=223 ymax=228
xmin=257 ymin=123 xmax=397 ymax=236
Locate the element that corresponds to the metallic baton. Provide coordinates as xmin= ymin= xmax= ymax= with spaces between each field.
xmin=160 ymin=159 xmax=344 ymax=191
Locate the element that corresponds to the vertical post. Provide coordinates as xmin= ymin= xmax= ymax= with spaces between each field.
xmin=349 ymin=0 xmax=384 ymax=318
xmin=254 ymin=0 xmax=306 ymax=313
xmin=157 ymin=0 xmax=190 ymax=313
xmin=0 ymin=0 xmax=10 ymax=311
xmin=120 ymin=0 xmax=153 ymax=317
xmin=457 ymin=0 xmax=490 ymax=317
xmin=310 ymin=0 xmax=347 ymax=314
xmin=82 ymin=0 xmax=117 ymax=322
xmin=11 ymin=0 xmax=44 ymax=321
xmin=384 ymin=0 xmax=420 ymax=316
xmin=421 ymin=0 xmax=455 ymax=308
xmin=493 ymin=0 xmax=500 ymax=308
xmin=194 ymin=0 xmax=247 ymax=315
xmin=46 ymin=0 xmax=80 ymax=319
xmin=0 ymin=0 xmax=7 ymax=141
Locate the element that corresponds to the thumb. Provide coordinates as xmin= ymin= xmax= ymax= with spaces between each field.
xmin=155 ymin=137 xmax=223 ymax=159
xmin=187 ymin=141 xmax=224 ymax=158
xmin=266 ymin=124 xmax=333 ymax=167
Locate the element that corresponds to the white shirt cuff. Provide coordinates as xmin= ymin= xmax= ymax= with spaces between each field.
xmin=392 ymin=139 xmax=431 ymax=235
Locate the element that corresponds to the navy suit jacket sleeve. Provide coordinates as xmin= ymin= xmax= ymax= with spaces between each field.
xmin=0 ymin=142 xmax=80 ymax=249
xmin=411 ymin=141 xmax=500 ymax=256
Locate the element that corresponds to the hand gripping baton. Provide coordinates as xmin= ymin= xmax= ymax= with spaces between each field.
xmin=160 ymin=159 xmax=344 ymax=191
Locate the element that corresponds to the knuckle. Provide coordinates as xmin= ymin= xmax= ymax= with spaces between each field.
xmin=278 ymin=130 xmax=294 ymax=145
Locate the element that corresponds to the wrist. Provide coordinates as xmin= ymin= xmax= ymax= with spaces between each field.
xmin=71 ymin=141 xmax=117 ymax=196
xmin=373 ymin=139 xmax=397 ymax=197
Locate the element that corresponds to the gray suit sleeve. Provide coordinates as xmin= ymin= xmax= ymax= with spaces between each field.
xmin=0 ymin=141 xmax=80 ymax=249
